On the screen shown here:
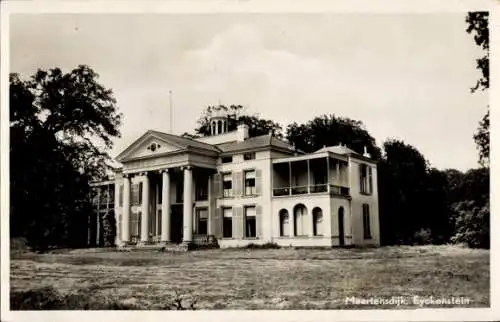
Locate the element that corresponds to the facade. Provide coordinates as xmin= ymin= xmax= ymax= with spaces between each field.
xmin=96 ymin=115 xmax=380 ymax=248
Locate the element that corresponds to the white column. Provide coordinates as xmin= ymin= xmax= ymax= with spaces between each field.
xmin=140 ymin=172 xmax=150 ymax=243
xmin=161 ymin=169 xmax=171 ymax=242
xmin=122 ymin=175 xmax=131 ymax=244
xmin=309 ymin=209 xmax=315 ymax=237
xmin=183 ymin=166 xmax=193 ymax=243
xmin=114 ymin=180 xmax=120 ymax=246
xmin=289 ymin=209 xmax=295 ymax=237
xmin=207 ymin=175 xmax=212 ymax=235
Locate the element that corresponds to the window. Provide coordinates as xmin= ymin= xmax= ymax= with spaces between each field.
xmin=176 ymin=182 xmax=183 ymax=203
xmin=196 ymin=177 xmax=209 ymax=201
xmin=130 ymin=211 xmax=141 ymax=239
xmin=196 ymin=208 xmax=208 ymax=234
xmin=279 ymin=209 xmax=289 ymax=236
xmin=312 ymin=207 xmax=323 ymax=236
xmin=244 ymin=170 xmax=256 ymax=196
xmin=221 ymin=156 xmax=233 ymax=164
xmin=131 ymin=183 xmax=142 ymax=205
xmin=363 ymin=204 xmax=372 ymax=239
xmin=244 ymin=152 xmax=256 ymax=160
xmin=157 ymin=182 xmax=162 ymax=204
xmin=244 ymin=206 xmax=256 ymax=238
xmin=293 ymin=204 xmax=307 ymax=236
xmin=223 ymin=173 xmax=233 ymax=197
xmin=360 ymin=164 xmax=373 ymax=195
xmin=157 ymin=210 xmax=162 ymax=236
xmin=223 ymin=207 xmax=233 ymax=238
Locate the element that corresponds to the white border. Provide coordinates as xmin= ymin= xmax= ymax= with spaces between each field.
xmin=1 ymin=0 xmax=498 ymax=321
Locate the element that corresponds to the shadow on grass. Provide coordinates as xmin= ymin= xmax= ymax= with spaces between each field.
xmin=10 ymin=286 xmax=198 ymax=310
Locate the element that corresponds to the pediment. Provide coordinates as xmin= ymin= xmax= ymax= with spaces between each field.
xmin=116 ymin=131 xmax=186 ymax=163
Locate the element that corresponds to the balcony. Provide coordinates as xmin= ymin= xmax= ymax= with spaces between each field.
xmin=273 ymin=184 xmax=349 ymax=197
xmin=272 ymin=155 xmax=350 ymax=198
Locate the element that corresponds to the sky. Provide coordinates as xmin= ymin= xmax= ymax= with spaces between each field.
xmin=10 ymin=13 xmax=488 ymax=171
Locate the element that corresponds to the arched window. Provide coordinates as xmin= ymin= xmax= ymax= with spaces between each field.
xmin=279 ymin=209 xmax=289 ymax=236
xmin=312 ymin=207 xmax=323 ymax=236
xmin=293 ymin=204 xmax=307 ymax=236
xmin=217 ymin=120 xmax=223 ymax=134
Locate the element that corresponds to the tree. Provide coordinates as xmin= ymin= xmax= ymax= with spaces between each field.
xmin=194 ymin=104 xmax=283 ymax=138
xmin=466 ymin=12 xmax=489 ymax=167
xmin=10 ymin=65 xmax=122 ymax=249
xmin=377 ymin=140 xmax=429 ymax=245
xmin=286 ymin=114 xmax=381 ymax=159
xmin=450 ymin=200 xmax=489 ymax=249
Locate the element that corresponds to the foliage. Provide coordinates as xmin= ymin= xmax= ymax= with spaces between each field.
xmin=244 ymin=242 xmax=281 ymax=249
xmin=466 ymin=12 xmax=489 ymax=92
xmin=412 ymin=228 xmax=433 ymax=246
xmin=10 ymin=65 xmax=121 ymax=250
xmin=466 ymin=12 xmax=489 ymax=167
xmin=286 ymin=114 xmax=381 ymax=159
xmin=450 ymin=200 xmax=489 ymax=249
xmin=378 ymin=140 xmax=430 ymax=245
xmin=473 ymin=108 xmax=489 ymax=167
xmin=194 ymin=104 xmax=283 ymax=138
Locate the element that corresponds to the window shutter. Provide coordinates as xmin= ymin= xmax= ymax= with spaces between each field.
xmin=232 ymin=207 xmax=241 ymax=239
xmin=368 ymin=167 xmax=373 ymax=194
xmin=233 ymin=172 xmax=242 ymax=196
xmin=214 ymin=173 xmax=222 ymax=199
xmin=256 ymin=205 xmax=262 ymax=238
xmin=213 ymin=207 xmax=222 ymax=238
xmin=359 ymin=164 xmax=364 ymax=193
xmin=255 ymin=169 xmax=262 ymax=195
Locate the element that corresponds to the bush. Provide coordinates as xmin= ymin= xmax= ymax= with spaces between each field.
xmin=412 ymin=228 xmax=433 ymax=245
xmin=244 ymin=242 xmax=281 ymax=249
xmin=450 ymin=200 xmax=489 ymax=249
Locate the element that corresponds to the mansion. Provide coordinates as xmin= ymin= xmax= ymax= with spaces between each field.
xmin=90 ymin=113 xmax=380 ymax=248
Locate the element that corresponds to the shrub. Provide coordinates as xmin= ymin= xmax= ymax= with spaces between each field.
xmin=450 ymin=200 xmax=489 ymax=249
xmin=412 ymin=228 xmax=433 ymax=245
xmin=244 ymin=242 xmax=281 ymax=249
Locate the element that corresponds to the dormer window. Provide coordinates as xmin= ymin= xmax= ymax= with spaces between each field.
xmin=147 ymin=142 xmax=161 ymax=152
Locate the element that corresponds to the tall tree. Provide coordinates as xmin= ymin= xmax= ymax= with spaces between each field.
xmin=10 ymin=65 xmax=122 ymax=249
xmin=286 ymin=114 xmax=381 ymax=159
xmin=194 ymin=104 xmax=283 ymax=138
xmin=466 ymin=12 xmax=489 ymax=167
xmin=378 ymin=140 xmax=429 ymax=245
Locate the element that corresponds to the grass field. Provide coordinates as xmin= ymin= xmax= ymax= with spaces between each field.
xmin=10 ymin=245 xmax=489 ymax=309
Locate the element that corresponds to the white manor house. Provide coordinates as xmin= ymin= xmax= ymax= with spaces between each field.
xmin=90 ymin=112 xmax=380 ymax=249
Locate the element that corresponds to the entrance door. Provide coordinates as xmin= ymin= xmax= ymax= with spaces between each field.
xmin=338 ymin=207 xmax=345 ymax=247
xmin=170 ymin=205 xmax=183 ymax=243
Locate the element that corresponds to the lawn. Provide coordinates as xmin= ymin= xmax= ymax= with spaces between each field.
xmin=9 ymin=245 xmax=489 ymax=309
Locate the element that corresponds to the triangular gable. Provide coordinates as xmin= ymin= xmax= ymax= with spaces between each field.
xmin=115 ymin=130 xmax=187 ymax=162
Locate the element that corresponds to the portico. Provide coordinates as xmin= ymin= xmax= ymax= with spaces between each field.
xmin=114 ymin=130 xmax=219 ymax=247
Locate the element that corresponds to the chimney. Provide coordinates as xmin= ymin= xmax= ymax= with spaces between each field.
xmin=237 ymin=123 xmax=249 ymax=142
xmin=363 ymin=145 xmax=371 ymax=158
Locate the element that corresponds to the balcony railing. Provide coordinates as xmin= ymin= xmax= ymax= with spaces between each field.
xmin=273 ymin=184 xmax=350 ymax=197
xmin=330 ymin=185 xmax=350 ymax=196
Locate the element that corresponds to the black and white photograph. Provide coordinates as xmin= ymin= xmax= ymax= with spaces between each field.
xmin=1 ymin=1 xmax=497 ymax=321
